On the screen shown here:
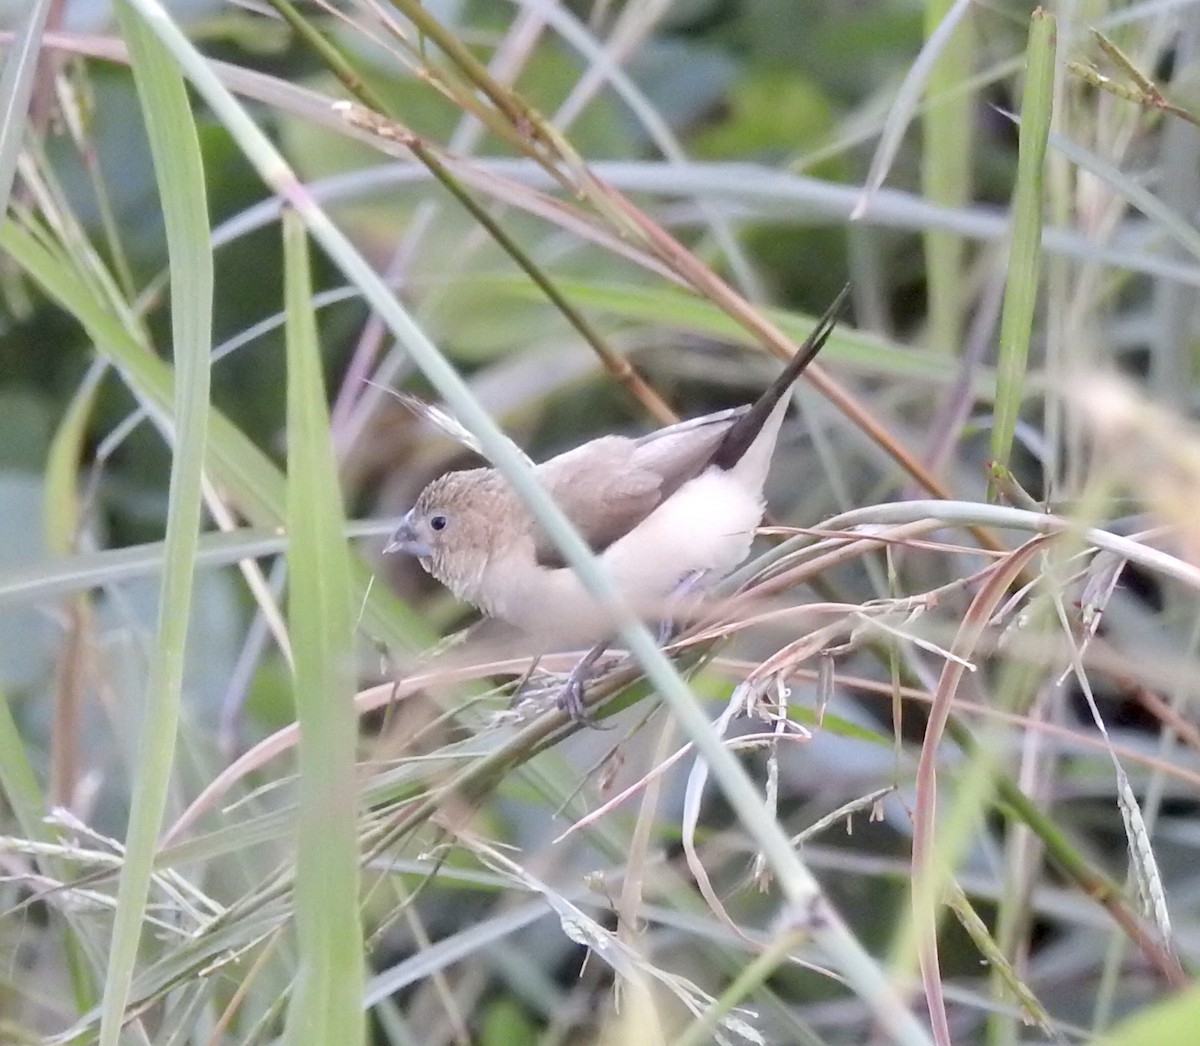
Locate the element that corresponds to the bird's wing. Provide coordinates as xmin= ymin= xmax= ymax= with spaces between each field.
xmin=629 ymin=407 xmax=744 ymax=478
xmin=530 ymin=412 xmax=744 ymax=567
xmin=532 ymin=436 xmax=661 ymax=565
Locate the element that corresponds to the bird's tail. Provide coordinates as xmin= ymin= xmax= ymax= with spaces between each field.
xmin=709 ymin=284 xmax=850 ymax=473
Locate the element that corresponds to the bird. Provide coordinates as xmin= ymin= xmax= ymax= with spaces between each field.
xmin=386 ymin=287 xmax=848 ymax=721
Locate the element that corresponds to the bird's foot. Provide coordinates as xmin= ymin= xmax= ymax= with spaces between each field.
xmin=555 ymin=642 xmax=615 ymax=728
xmin=557 ymin=672 xmax=600 ymax=727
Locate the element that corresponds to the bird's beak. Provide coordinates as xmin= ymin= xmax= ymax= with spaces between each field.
xmin=384 ymin=512 xmax=432 ymax=558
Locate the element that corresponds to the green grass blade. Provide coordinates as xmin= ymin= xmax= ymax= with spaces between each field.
xmin=922 ymin=0 xmax=974 ymax=353
xmin=281 ymin=208 xmax=365 ymax=1044
xmin=43 ymin=363 xmax=106 ymax=556
xmin=99 ymin=4 xmax=213 ymax=1042
xmin=0 ymin=682 xmax=50 ymax=843
xmin=990 ymin=9 xmax=1056 ymax=481
xmin=474 ymin=274 xmax=1003 ymax=391
xmin=0 ymin=0 xmax=51 ymax=213
xmin=1102 ymin=982 xmax=1200 ymax=1046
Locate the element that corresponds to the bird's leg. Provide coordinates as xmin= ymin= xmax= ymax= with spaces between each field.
xmin=507 ymin=654 xmax=543 ymax=709
xmin=657 ymin=570 xmax=708 ymax=645
xmin=561 ymin=572 xmax=708 ymax=726
xmin=558 ymin=641 xmax=613 ymax=726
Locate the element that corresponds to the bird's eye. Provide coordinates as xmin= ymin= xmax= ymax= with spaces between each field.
xmin=429 ymin=514 xmax=448 ymax=532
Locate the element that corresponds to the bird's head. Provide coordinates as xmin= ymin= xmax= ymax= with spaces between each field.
xmin=386 ymin=469 xmax=525 ymax=607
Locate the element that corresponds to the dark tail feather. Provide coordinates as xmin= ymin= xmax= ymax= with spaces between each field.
xmin=710 ymin=284 xmax=850 ymax=472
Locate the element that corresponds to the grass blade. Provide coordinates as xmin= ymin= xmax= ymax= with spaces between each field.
xmin=99 ymin=4 xmax=212 ymax=1042
xmin=281 ymin=208 xmax=365 ymax=1044
xmin=922 ymin=0 xmax=975 ymax=353
xmin=0 ymin=0 xmax=51 ymax=213
xmin=990 ymin=8 xmax=1056 ymax=482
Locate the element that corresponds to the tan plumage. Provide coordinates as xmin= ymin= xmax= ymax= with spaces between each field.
xmin=387 ymin=289 xmax=847 ymax=655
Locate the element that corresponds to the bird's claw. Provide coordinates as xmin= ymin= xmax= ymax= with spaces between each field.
xmin=556 ymin=656 xmax=614 ymax=728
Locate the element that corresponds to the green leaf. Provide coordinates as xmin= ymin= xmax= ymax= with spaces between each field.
xmin=100 ymin=4 xmax=213 ymax=1043
xmin=1103 ymin=983 xmax=1200 ymax=1046
xmin=281 ymin=208 xmax=365 ymax=1045
xmin=990 ymin=9 xmax=1055 ymax=481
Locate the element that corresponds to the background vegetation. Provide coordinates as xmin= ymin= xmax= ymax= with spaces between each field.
xmin=2 ymin=0 xmax=1200 ymax=1043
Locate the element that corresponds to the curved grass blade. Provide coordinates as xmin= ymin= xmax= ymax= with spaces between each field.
xmin=99 ymin=4 xmax=213 ymax=1042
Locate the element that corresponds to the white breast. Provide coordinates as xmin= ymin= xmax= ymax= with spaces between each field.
xmin=486 ymin=466 xmax=766 ymax=649
xmin=603 ymin=467 xmax=764 ymax=595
